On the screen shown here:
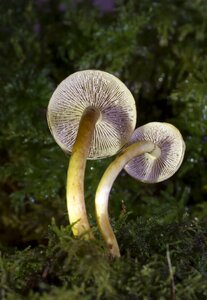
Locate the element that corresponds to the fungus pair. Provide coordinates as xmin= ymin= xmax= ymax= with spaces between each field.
xmin=47 ymin=70 xmax=185 ymax=257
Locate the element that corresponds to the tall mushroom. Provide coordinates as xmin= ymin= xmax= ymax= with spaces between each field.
xmin=47 ymin=70 xmax=137 ymax=239
xmin=95 ymin=122 xmax=185 ymax=257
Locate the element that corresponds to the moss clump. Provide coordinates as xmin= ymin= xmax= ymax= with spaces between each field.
xmin=1 ymin=217 xmax=207 ymax=300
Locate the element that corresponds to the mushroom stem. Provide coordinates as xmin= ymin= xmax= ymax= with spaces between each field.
xmin=95 ymin=140 xmax=156 ymax=257
xmin=67 ymin=106 xmax=100 ymax=239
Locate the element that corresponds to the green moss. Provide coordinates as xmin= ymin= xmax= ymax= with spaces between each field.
xmin=1 ymin=217 xmax=207 ymax=299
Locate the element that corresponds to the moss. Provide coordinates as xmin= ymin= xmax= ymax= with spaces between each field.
xmin=1 ymin=217 xmax=207 ymax=299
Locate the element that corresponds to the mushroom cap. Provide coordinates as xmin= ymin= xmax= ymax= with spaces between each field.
xmin=47 ymin=70 xmax=137 ymax=159
xmin=124 ymin=122 xmax=185 ymax=183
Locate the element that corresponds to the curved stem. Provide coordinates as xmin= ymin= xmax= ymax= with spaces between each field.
xmin=95 ymin=141 xmax=156 ymax=257
xmin=67 ymin=107 xmax=100 ymax=239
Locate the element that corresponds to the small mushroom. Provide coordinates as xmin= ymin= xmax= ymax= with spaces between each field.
xmin=124 ymin=122 xmax=186 ymax=183
xmin=95 ymin=122 xmax=185 ymax=257
xmin=47 ymin=70 xmax=136 ymax=239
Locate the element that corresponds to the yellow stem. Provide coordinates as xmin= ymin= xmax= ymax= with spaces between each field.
xmin=67 ymin=106 xmax=100 ymax=239
xmin=95 ymin=141 xmax=155 ymax=257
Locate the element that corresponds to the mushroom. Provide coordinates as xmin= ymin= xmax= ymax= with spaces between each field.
xmin=47 ymin=70 xmax=137 ymax=239
xmin=95 ymin=122 xmax=185 ymax=257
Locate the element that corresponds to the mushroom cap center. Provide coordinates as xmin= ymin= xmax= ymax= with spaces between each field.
xmin=82 ymin=106 xmax=102 ymax=124
xmin=148 ymin=145 xmax=161 ymax=159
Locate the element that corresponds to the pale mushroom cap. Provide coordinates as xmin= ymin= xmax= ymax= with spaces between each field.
xmin=47 ymin=70 xmax=137 ymax=159
xmin=124 ymin=122 xmax=185 ymax=183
